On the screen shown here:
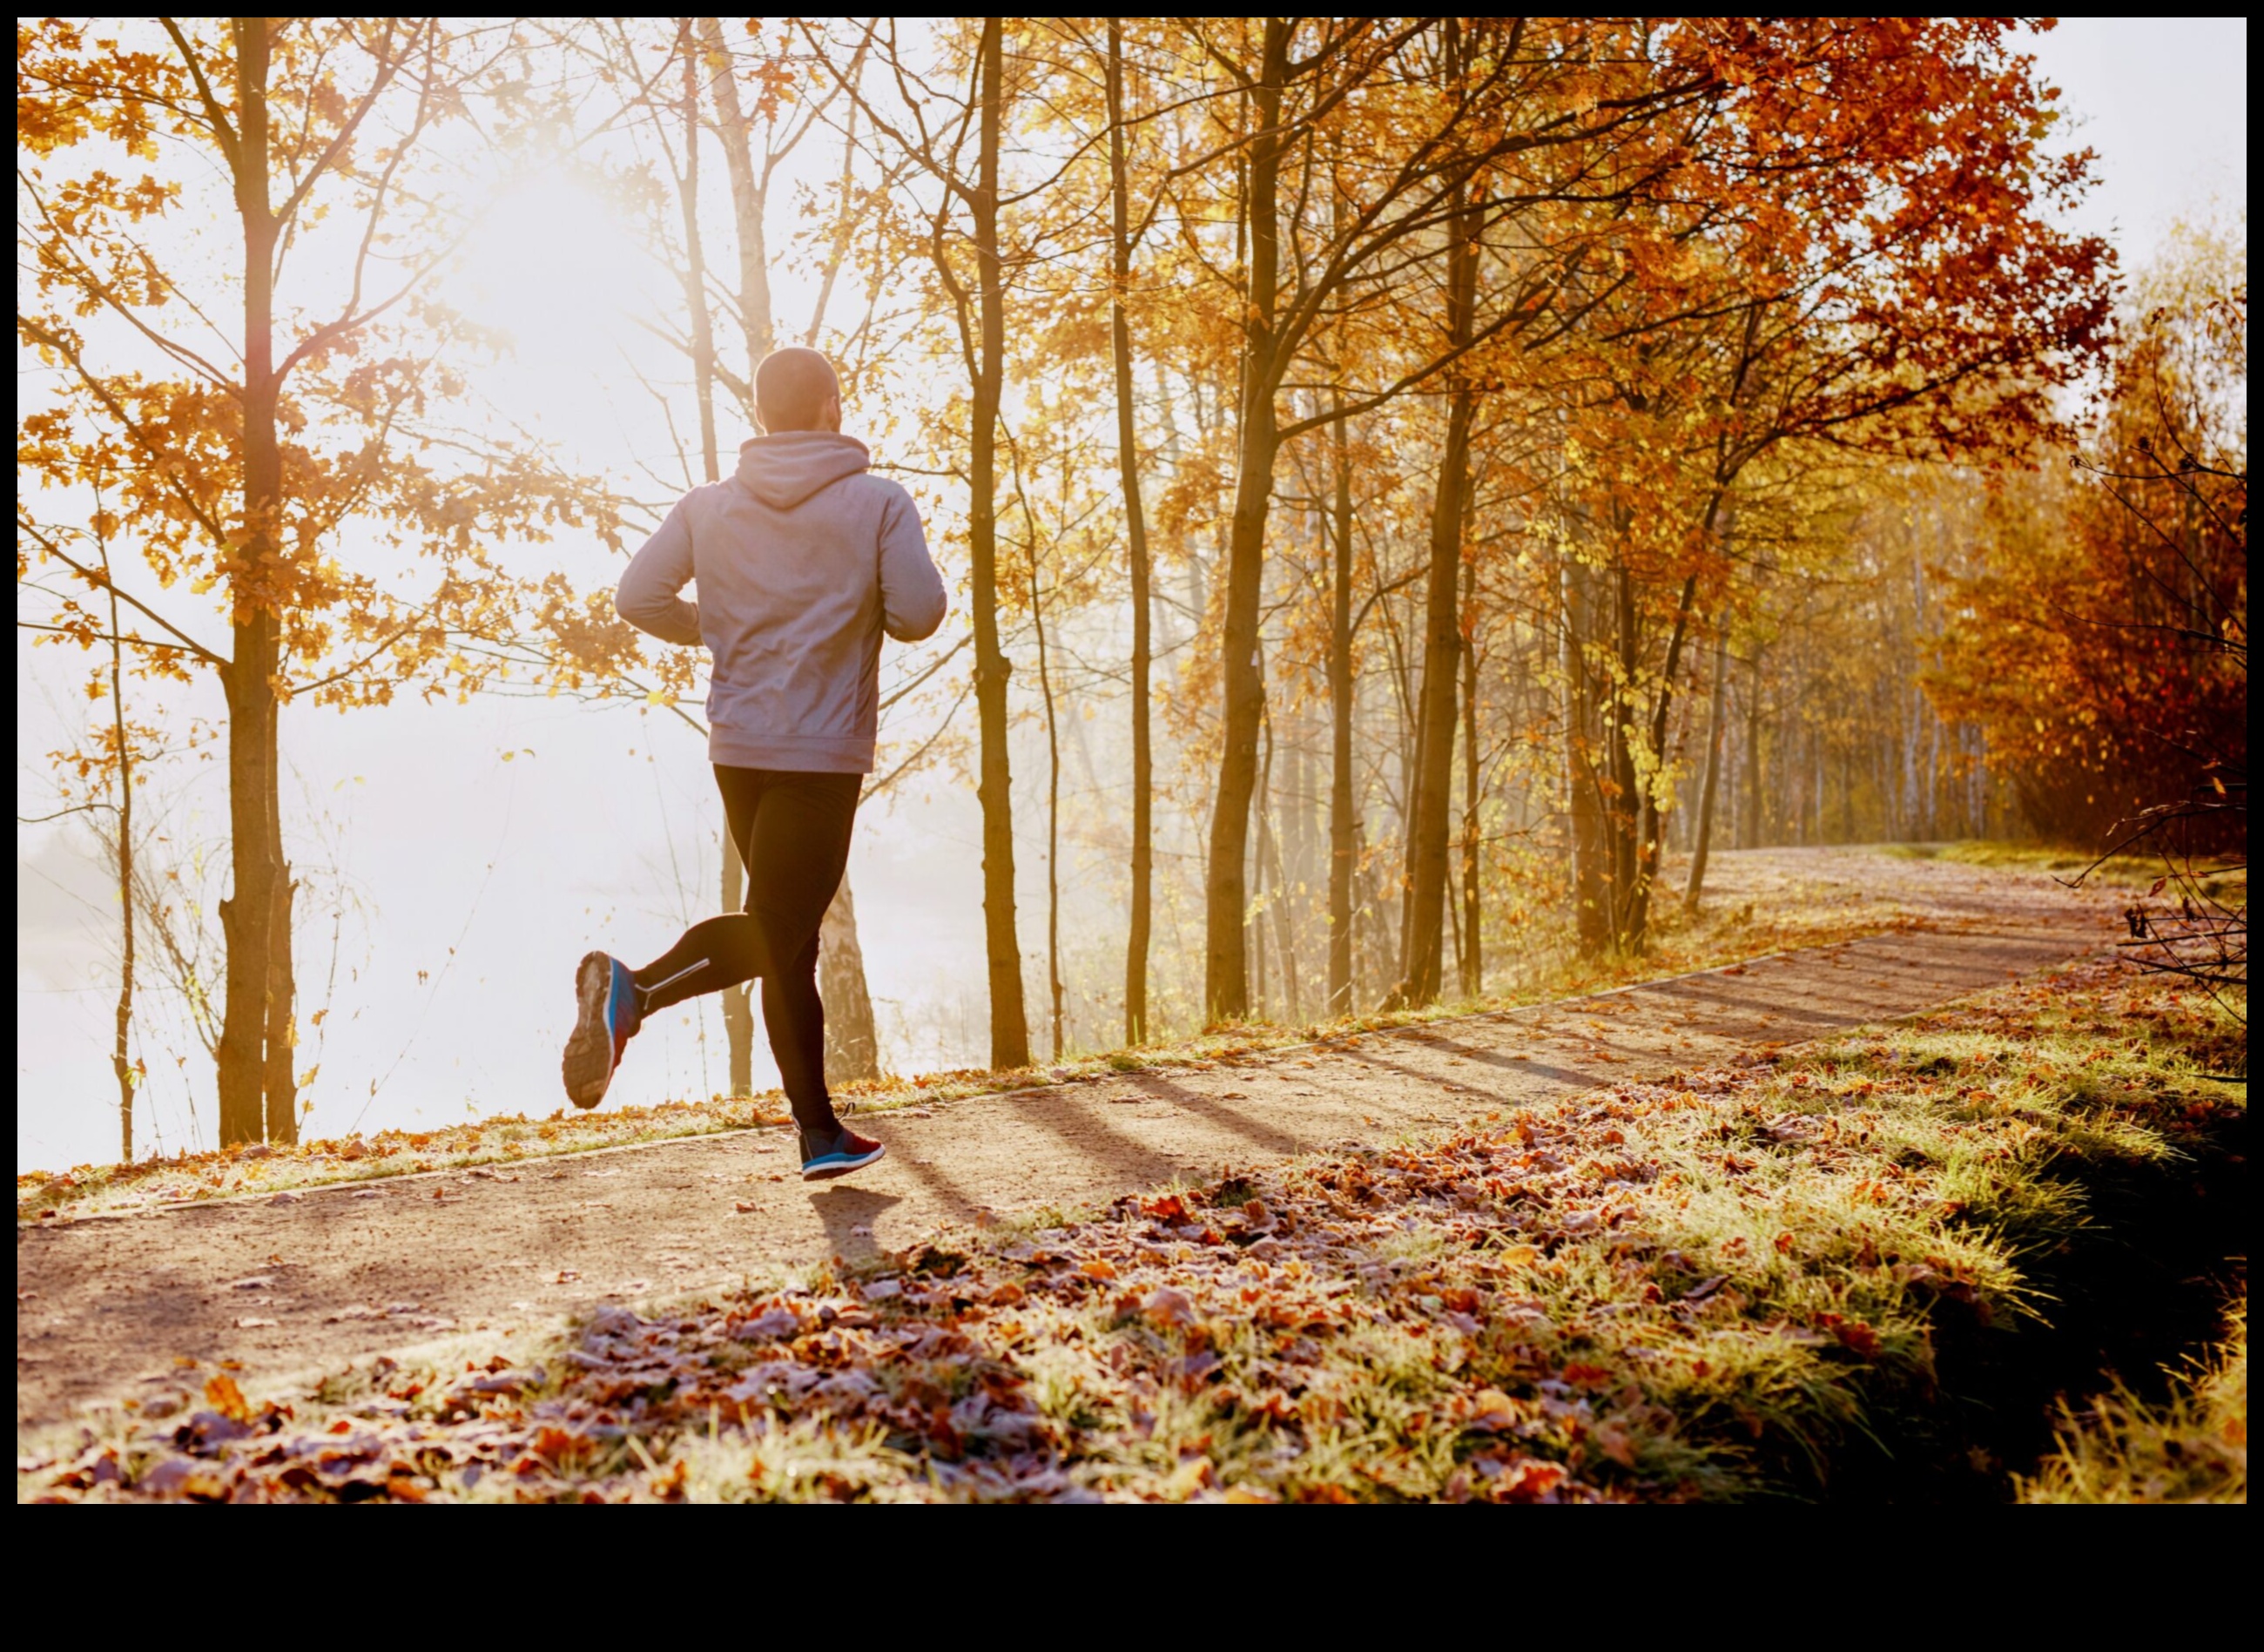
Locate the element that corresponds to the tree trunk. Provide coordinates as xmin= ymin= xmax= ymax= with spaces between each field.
xmin=819 ymin=876 xmax=879 ymax=1082
xmin=1741 ymin=650 xmax=1763 ymax=849
xmin=1203 ymin=20 xmax=1289 ymax=1022
xmin=1326 ymin=402 xmax=1356 ymax=1015
xmin=1603 ymin=560 xmax=1641 ymax=943
xmin=263 ymin=869 xmax=298 ymax=1142
xmin=1624 ymin=571 xmax=1699 ymax=948
xmin=102 ymin=529 xmax=136 ymax=1162
xmin=1394 ymin=164 xmax=1478 ymax=1007
xmin=697 ymin=14 xmax=775 ymax=373
xmin=1108 ymin=21 xmax=1155 ymax=1047
xmin=1683 ymin=622 xmax=1732 ymax=913
xmin=215 ymin=18 xmax=287 ymax=1146
xmin=718 ymin=853 xmax=752 ymax=1091
xmin=1261 ymin=718 xmax=1302 ymax=1022
xmin=1561 ymin=561 xmax=1609 ymax=954
xmin=1031 ymin=529 xmax=1065 ymax=1059
xmin=1459 ymin=556 xmax=1482 ymax=998
xmin=968 ymin=18 xmax=1031 ymax=1068
xmin=1250 ymin=759 xmax=1269 ymax=1018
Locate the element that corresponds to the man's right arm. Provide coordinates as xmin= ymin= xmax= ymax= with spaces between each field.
xmin=616 ymin=498 xmax=702 ymax=646
xmin=877 ymin=487 xmax=947 ymax=642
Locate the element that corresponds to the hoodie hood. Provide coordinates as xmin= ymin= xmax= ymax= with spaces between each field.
xmin=733 ymin=430 xmax=871 ymax=511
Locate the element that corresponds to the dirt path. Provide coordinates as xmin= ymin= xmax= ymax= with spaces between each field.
xmin=17 ymin=849 xmax=2118 ymax=1433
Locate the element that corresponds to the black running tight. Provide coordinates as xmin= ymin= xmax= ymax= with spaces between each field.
xmin=633 ymin=766 xmax=861 ymax=1133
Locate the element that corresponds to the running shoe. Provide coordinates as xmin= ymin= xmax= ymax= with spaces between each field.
xmin=800 ymin=1125 xmax=886 ymax=1182
xmin=562 ymin=951 xmax=641 ymax=1109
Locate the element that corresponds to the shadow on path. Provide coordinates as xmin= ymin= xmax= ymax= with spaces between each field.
xmin=808 ymin=1186 xmax=902 ymax=1266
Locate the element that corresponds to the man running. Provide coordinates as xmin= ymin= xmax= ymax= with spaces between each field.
xmin=562 ymin=347 xmax=946 ymax=1183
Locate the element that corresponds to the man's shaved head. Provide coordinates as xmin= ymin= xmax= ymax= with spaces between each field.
xmin=755 ymin=347 xmax=842 ymax=434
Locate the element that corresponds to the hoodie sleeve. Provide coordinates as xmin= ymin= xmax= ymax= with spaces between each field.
xmin=878 ymin=486 xmax=948 ymax=643
xmin=616 ymin=496 xmax=703 ymax=647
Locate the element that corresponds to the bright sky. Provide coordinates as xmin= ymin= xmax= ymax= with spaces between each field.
xmin=2029 ymin=17 xmax=2247 ymax=265
xmin=15 ymin=18 xmax=2249 ymax=1171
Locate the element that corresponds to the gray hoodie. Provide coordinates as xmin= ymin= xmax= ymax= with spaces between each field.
xmin=617 ymin=432 xmax=947 ymax=773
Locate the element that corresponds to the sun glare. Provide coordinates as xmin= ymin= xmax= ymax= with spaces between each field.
xmin=446 ymin=169 xmax=652 ymax=358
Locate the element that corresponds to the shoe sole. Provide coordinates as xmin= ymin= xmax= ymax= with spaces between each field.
xmin=802 ymin=1142 xmax=886 ymax=1183
xmin=561 ymin=951 xmax=616 ymax=1109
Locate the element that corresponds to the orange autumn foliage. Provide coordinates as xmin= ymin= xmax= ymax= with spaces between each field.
xmin=1931 ymin=234 xmax=2247 ymax=848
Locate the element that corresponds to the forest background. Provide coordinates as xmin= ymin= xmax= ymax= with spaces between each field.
xmin=15 ymin=16 xmax=2247 ymax=1171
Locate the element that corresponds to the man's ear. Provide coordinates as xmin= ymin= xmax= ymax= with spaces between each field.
xmin=825 ymin=393 xmax=843 ymax=433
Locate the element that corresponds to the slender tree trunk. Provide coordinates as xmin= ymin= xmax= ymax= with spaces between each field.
xmin=1605 ymin=559 xmax=1641 ymax=943
xmin=1251 ymin=752 xmax=1269 ymax=1018
xmin=1562 ymin=560 xmax=1609 ymax=954
xmin=1326 ymin=402 xmax=1356 ymax=1015
xmin=697 ymin=14 xmax=775 ymax=368
xmin=819 ymin=878 xmax=879 ymax=1082
xmin=101 ymin=524 xmax=136 ymax=1161
xmin=968 ymin=18 xmax=1031 ymax=1068
xmin=1459 ymin=556 xmax=1482 ymax=999
xmin=1261 ymin=715 xmax=1302 ymax=1022
xmin=1246 ymin=710 xmax=1294 ymax=1021
xmin=1203 ymin=19 xmax=1288 ymax=1022
xmin=1265 ymin=801 xmax=1301 ymax=1022
xmin=1030 ymin=531 xmax=1065 ymax=1059
xmin=1742 ymin=650 xmax=1764 ymax=849
xmin=677 ymin=34 xmax=723 ymax=469
xmin=1625 ymin=570 xmax=1699 ymax=947
xmin=1684 ymin=622 xmax=1732 ymax=913
xmin=1395 ymin=161 xmax=1479 ymax=1007
xmin=1108 ymin=21 xmax=1155 ymax=1047
xmin=263 ymin=866 xmax=297 ymax=1142
xmin=216 ymin=17 xmax=287 ymax=1145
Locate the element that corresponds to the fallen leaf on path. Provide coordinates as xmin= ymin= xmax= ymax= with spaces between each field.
xmin=1466 ymin=1389 xmax=1519 ymax=1431
xmin=203 ymin=1373 xmax=251 ymax=1423
xmin=1142 ymin=1286 xmax=1197 ymax=1327
xmin=232 ymin=1316 xmax=278 ymax=1329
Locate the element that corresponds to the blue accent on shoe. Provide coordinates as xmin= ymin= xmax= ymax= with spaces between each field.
xmin=604 ymin=954 xmax=641 ymax=1044
xmin=800 ymin=1128 xmax=886 ymax=1182
xmin=563 ymin=950 xmax=639 ymax=1109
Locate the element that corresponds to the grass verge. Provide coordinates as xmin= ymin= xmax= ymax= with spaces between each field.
xmin=22 ymin=961 xmax=2242 ymax=1503
xmin=2018 ymin=1305 xmax=2248 ymax=1504
xmin=1883 ymin=839 xmax=2247 ymax=901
